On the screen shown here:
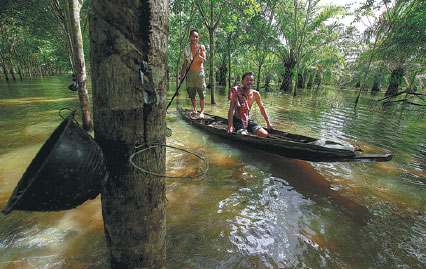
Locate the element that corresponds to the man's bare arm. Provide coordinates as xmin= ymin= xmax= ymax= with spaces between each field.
xmin=254 ymin=92 xmax=273 ymax=129
xmin=227 ymin=100 xmax=236 ymax=134
xmin=198 ymin=45 xmax=207 ymax=63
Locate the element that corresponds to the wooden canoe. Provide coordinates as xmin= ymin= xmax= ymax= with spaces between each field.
xmin=177 ymin=108 xmax=392 ymax=162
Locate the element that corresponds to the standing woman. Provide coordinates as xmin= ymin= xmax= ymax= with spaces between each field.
xmin=180 ymin=29 xmax=207 ymax=118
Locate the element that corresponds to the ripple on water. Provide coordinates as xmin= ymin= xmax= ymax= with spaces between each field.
xmin=221 ymin=177 xmax=316 ymax=267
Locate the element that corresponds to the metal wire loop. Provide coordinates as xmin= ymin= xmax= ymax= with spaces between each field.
xmin=129 ymin=143 xmax=208 ymax=179
xmin=58 ymin=108 xmax=80 ymax=125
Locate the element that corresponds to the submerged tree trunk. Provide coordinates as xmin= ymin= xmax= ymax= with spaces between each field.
xmin=371 ymin=79 xmax=380 ymax=95
xmin=90 ymin=0 xmax=167 ymax=267
xmin=68 ymin=0 xmax=92 ymax=131
xmin=385 ymin=67 xmax=404 ymax=96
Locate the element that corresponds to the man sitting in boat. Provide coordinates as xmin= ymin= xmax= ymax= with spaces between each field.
xmin=227 ymin=71 xmax=273 ymax=138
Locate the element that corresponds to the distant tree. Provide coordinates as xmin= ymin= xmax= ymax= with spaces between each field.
xmin=242 ymin=0 xmax=279 ymax=90
xmin=169 ymin=1 xmax=196 ymax=89
xmin=275 ymin=0 xmax=344 ymax=95
xmin=195 ymin=0 xmax=228 ymax=104
xmin=360 ymin=0 xmax=426 ymax=96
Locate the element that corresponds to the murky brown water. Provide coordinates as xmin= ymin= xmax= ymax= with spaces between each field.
xmin=1 ymin=76 xmax=425 ymax=268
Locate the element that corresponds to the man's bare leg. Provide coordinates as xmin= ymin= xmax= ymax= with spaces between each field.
xmin=200 ymin=98 xmax=205 ymax=118
xmin=255 ymin=128 xmax=269 ymax=138
xmin=190 ymin=98 xmax=197 ymax=115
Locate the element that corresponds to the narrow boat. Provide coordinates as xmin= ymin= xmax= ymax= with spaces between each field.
xmin=177 ymin=108 xmax=392 ymax=162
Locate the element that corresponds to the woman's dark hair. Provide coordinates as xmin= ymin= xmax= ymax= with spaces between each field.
xmin=190 ymin=29 xmax=199 ymax=37
xmin=242 ymin=71 xmax=255 ymax=80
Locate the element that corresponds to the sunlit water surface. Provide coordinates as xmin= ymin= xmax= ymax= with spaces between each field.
xmin=0 ymin=75 xmax=425 ymax=268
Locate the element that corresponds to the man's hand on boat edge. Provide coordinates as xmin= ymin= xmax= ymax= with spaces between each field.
xmin=227 ymin=125 xmax=235 ymax=134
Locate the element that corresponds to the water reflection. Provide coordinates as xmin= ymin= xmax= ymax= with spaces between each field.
xmin=0 ymin=77 xmax=425 ymax=268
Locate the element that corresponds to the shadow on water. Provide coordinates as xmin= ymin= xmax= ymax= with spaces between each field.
xmin=203 ymin=133 xmax=371 ymax=225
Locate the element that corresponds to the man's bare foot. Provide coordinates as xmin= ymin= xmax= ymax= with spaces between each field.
xmin=199 ymin=112 xmax=204 ymax=118
xmin=189 ymin=110 xmax=197 ymax=116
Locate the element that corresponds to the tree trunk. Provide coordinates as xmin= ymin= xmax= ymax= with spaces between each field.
xmin=26 ymin=58 xmax=32 ymax=78
xmin=313 ymin=67 xmax=322 ymax=93
xmin=385 ymin=67 xmax=404 ymax=96
xmin=9 ymin=63 xmax=16 ymax=81
xmin=355 ymin=81 xmax=360 ymax=88
xmin=280 ymin=63 xmax=295 ymax=92
xmin=280 ymin=56 xmax=296 ymax=93
xmin=218 ymin=58 xmax=227 ymax=87
xmin=314 ymin=68 xmax=321 ymax=86
xmin=280 ymin=68 xmax=292 ymax=92
xmin=17 ymin=65 xmax=23 ymax=81
xmin=37 ymin=61 xmax=43 ymax=77
xmin=306 ymin=70 xmax=313 ymax=89
xmin=371 ymin=79 xmax=380 ymax=95
xmin=90 ymin=0 xmax=167 ymax=267
xmin=297 ymin=72 xmax=303 ymax=88
xmin=264 ymin=73 xmax=271 ymax=91
xmin=208 ymin=27 xmax=215 ymax=104
xmin=13 ymin=49 xmax=23 ymax=81
xmin=298 ymin=68 xmax=307 ymax=89
xmin=68 ymin=0 xmax=92 ymax=131
xmin=256 ymin=64 xmax=262 ymax=90
xmin=227 ymin=33 xmax=232 ymax=90
xmin=2 ymin=63 xmax=8 ymax=82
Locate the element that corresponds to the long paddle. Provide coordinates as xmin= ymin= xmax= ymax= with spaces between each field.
xmin=166 ymin=47 xmax=199 ymax=111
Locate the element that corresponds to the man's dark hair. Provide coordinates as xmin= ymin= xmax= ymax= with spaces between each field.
xmin=190 ymin=29 xmax=199 ymax=37
xmin=242 ymin=71 xmax=255 ymax=81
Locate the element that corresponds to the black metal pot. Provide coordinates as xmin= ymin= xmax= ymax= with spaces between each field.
xmin=2 ymin=115 xmax=107 ymax=214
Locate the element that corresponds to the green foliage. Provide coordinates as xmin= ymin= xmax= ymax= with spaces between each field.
xmin=364 ymin=0 xmax=426 ymax=65
xmin=348 ymin=0 xmax=426 ymax=95
xmin=1 ymin=0 xmax=91 ymax=74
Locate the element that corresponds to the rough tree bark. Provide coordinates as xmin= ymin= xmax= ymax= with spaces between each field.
xmin=90 ymin=0 xmax=168 ymax=267
xmin=68 ymin=0 xmax=92 ymax=131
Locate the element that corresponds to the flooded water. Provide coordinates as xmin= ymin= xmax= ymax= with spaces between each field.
xmin=0 ymin=75 xmax=425 ymax=268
